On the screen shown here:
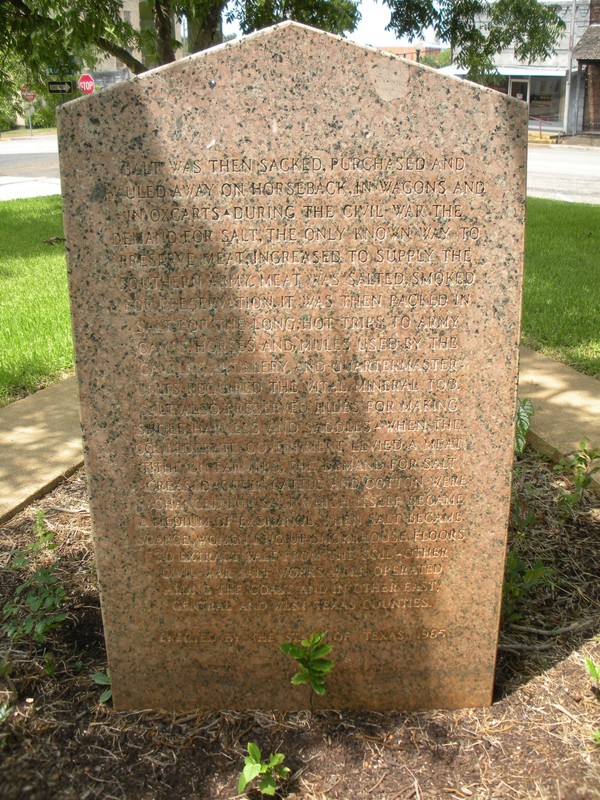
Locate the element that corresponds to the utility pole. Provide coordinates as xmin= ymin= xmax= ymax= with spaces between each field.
xmin=564 ymin=0 xmax=579 ymax=134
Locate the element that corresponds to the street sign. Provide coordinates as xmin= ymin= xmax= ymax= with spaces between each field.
xmin=78 ymin=74 xmax=95 ymax=94
xmin=49 ymin=55 xmax=78 ymax=76
xmin=48 ymin=81 xmax=74 ymax=94
xmin=21 ymin=85 xmax=36 ymax=103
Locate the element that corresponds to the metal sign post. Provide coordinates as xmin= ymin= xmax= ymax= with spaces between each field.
xmin=20 ymin=86 xmax=37 ymax=136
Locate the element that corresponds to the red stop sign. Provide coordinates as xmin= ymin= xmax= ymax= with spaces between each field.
xmin=78 ymin=74 xmax=95 ymax=94
xmin=21 ymin=85 xmax=36 ymax=102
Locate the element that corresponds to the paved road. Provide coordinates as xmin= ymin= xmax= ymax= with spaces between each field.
xmin=527 ymin=145 xmax=600 ymax=205
xmin=0 ymin=134 xmax=60 ymax=199
xmin=1 ymin=134 xmax=600 ymax=203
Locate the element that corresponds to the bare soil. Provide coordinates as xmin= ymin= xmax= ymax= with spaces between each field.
xmin=1 ymin=451 xmax=599 ymax=800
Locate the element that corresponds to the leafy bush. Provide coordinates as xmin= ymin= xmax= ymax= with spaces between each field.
xmin=0 ymin=97 xmax=17 ymax=131
xmin=31 ymin=96 xmax=62 ymax=128
xmin=0 ymin=700 xmax=15 ymax=750
xmin=93 ymin=669 xmax=113 ymax=702
xmin=556 ymin=442 xmax=600 ymax=517
xmin=585 ymin=657 xmax=600 ymax=689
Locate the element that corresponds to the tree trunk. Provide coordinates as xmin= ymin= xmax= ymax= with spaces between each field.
xmin=189 ymin=1 xmax=226 ymax=53
xmin=153 ymin=0 xmax=176 ymax=65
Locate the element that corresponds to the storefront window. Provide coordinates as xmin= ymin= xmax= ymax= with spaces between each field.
xmin=529 ymin=77 xmax=564 ymax=123
xmin=510 ymin=79 xmax=529 ymax=102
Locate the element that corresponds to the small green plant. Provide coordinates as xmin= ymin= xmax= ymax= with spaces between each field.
xmin=584 ymin=657 xmax=600 ymax=689
xmin=556 ymin=442 xmax=600 ymax=516
xmin=92 ymin=669 xmax=112 ymax=703
xmin=1 ymin=510 xmax=68 ymax=644
xmin=43 ymin=652 xmax=57 ymax=676
xmin=510 ymin=476 xmax=536 ymax=534
xmin=515 ymin=398 xmax=534 ymax=456
xmin=0 ymin=701 xmax=15 ymax=749
xmin=591 ymin=730 xmax=600 ymax=746
xmin=0 ymin=657 xmax=12 ymax=680
xmin=511 ymin=500 xmax=536 ymax=533
xmin=570 ymin=443 xmax=600 ymax=488
xmin=279 ymin=631 xmax=333 ymax=697
xmin=502 ymin=549 xmax=552 ymax=623
xmin=237 ymin=742 xmax=290 ymax=797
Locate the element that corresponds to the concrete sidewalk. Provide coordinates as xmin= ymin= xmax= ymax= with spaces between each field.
xmin=518 ymin=348 xmax=600 ymax=491
xmin=0 ymin=377 xmax=83 ymax=522
xmin=0 ymin=348 xmax=598 ymax=523
xmin=0 ymin=175 xmax=61 ymax=200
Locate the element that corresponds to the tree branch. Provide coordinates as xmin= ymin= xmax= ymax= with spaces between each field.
xmin=2 ymin=0 xmax=149 ymax=75
xmin=97 ymin=36 xmax=148 ymax=75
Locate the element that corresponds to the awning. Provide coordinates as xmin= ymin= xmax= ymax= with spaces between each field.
xmin=440 ymin=65 xmax=567 ymax=78
xmin=574 ymin=25 xmax=600 ymax=62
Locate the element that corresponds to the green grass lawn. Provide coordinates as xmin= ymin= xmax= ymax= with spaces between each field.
xmin=0 ymin=196 xmax=73 ymax=406
xmin=0 ymin=195 xmax=598 ymax=407
xmin=523 ymin=197 xmax=600 ymax=379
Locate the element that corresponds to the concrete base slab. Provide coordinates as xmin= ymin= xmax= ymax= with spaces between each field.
xmin=518 ymin=347 xmax=600 ymax=496
xmin=0 ymin=377 xmax=83 ymax=522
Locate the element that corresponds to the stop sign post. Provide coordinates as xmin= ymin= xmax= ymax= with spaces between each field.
xmin=78 ymin=74 xmax=95 ymax=94
xmin=20 ymin=85 xmax=37 ymax=136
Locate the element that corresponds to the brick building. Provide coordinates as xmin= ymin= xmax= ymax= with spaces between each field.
xmin=381 ymin=45 xmax=442 ymax=63
xmin=573 ymin=1 xmax=600 ymax=130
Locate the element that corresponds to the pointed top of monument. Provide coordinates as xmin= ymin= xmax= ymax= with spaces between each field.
xmin=59 ymin=19 xmax=521 ymax=116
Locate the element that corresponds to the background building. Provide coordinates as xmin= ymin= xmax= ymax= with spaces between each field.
xmin=443 ymin=0 xmax=598 ymax=135
xmin=92 ymin=0 xmax=185 ymax=89
xmin=382 ymin=45 xmax=442 ymax=63
xmin=573 ymin=3 xmax=600 ymax=131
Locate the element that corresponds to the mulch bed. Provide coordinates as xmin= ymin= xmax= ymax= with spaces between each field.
xmin=1 ymin=450 xmax=599 ymax=800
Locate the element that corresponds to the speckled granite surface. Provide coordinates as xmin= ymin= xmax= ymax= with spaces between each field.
xmin=58 ymin=22 xmax=527 ymax=711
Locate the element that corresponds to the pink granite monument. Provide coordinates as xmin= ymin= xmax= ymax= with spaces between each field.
xmin=58 ymin=22 xmax=527 ymax=711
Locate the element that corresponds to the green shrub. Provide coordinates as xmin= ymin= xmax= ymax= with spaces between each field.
xmin=0 ymin=97 xmax=17 ymax=131
xmin=31 ymin=97 xmax=62 ymax=128
xmin=92 ymin=669 xmax=113 ymax=703
xmin=515 ymin=398 xmax=534 ymax=456
xmin=556 ymin=442 xmax=600 ymax=517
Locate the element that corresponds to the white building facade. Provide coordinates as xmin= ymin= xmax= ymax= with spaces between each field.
xmin=444 ymin=1 xmax=593 ymax=134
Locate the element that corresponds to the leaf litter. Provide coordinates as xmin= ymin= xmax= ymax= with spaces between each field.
xmin=0 ymin=451 xmax=599 ymax=799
